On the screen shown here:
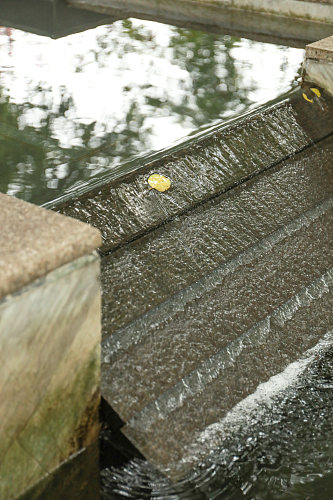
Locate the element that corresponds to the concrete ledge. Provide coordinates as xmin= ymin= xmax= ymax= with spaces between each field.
xmin=306 ymin=34 xmax=333 ymax=61
xmin=0 ymin=196 xmax=102 ymax=498
xmin=0 ymin=193 xmax=101 ymax=300
xmin=71 ymin=0 xmax=333 ymax=25
xmin=303 ymin=36 xmax=333 ymax=95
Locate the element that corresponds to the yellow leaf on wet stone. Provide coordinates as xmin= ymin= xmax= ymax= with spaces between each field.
xmin=310 ymin=88 xmax=321 ymax=98
xmin=302 ymin=93 xmax=313 ymax=103
xmin=148 ymin=174 xmax=171 ymax=192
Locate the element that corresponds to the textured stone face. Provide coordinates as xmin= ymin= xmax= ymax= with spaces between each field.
xmin=0 ymin=254 xmax=101 ymax=500
xmin=306 ymin=35 xmax=333 ymax=62
xmin=303 ymin=59 xmax=333 ymax=96
xmin=69 ymin=0 xmax=333 ymax=25
xmin=303 ymin=36 xmax=333 ymax=97
xmin=98 ymin=119 xmax=333 ymax=477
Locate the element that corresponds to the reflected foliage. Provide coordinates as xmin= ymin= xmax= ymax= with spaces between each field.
xmin=0 ymin=20 xmax=295 ymax=204
xmin=168 ymin=30 xmax=254 ymax=127
xmin=0 ymin=81 xmax=152 ymax=204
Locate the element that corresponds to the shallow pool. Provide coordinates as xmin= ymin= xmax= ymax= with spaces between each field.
xmin=0 ymin=20 xmax=303 ymax=205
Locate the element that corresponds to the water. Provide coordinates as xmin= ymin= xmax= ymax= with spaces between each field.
xmin=100 ymin=335 xmax=333 ymax=499
xmin=99 ymin=141 xmax=333 ymax=475
xmin=0 ymin=20 xmax=303 ymax=205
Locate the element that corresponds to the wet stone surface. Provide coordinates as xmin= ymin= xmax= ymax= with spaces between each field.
xmin=58 ymin=90 xmax=333 ymax=254
xmin=100 ymin=339 xmax=333 ymax=499
xmin=57 ymin=89 xmax=333 ymax=478
xmin=98 ymin=134 xmax=333 ymax=476
xmin=102 ymin=207 xmax=333 ymax=421
xmin=101 ymin=143 xmax=333 ymax=338
xmin=123 ymin=273 xmax=333 ymax=475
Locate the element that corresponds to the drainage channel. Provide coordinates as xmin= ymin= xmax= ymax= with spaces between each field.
xmin=1 ymin=5 xmax=333 ymax=499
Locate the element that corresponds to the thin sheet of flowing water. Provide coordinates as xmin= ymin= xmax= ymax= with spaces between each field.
xmin=100 ymin=335 xmax=333 ymax=499
xmin=0 ymin=20 xmax=303 ymax=204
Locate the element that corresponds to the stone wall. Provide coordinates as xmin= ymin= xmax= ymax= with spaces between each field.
xmin=70 ymin=0 xmax=333 ymax=26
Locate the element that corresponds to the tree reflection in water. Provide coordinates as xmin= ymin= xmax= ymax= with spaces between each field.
xmin=0 ymin=20 xmax=303 ymax=204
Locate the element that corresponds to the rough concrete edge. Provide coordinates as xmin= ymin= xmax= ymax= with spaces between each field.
xmin=0 ymin=252 xmax=100 ymax=307
xmin=0 ymin=193 xmax=102 ymax=300
xmin=306 ymin=35 xmax=333 ymax=61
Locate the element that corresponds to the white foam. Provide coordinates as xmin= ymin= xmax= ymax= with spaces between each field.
xmin=182 ymin=331 xmax=333 ymax=465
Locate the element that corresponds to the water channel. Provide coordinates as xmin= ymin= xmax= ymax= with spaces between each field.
xmin=1 ymin=3 xmax=333 ymax=500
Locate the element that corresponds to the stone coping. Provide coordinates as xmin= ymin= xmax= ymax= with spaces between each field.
xmin=306 ymin=35 xmax=333 ymax=62
xmin=71 ymin=0 xmax=333 ymax=24
xmin=0 ymin=193 xmax=101 ymax=300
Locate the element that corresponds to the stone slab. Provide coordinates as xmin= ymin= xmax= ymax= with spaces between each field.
xmin=100 ymin=137 xmax=333 ymax=339
xmin=0 ymin=193 xmax=101 ymax=300
xmin=69 ymin=0 xmax=333 ymax=48
xmin=0 ymin=254 xmax=101 ymax=499
xmin=306 ymin=35 xmax=333 ymax=62
xmin=70 ymin=0 xmax=333 ymax=24
xmin=57 ymin=91 xmax=333 ymax=255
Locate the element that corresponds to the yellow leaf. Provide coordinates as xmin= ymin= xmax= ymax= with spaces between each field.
xmin=302 ymin=92 xmax=313 ymax=103
xmin=310 ymin=87 xmax=321 ymax=98
xmin=148 ymin=174 xmax=171 ymax=192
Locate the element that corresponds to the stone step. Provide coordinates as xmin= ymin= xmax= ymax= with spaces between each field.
xmin=102 ymin=201 xmax=333 ymax=421
xmin=99 ymin=134 xmax=333 ymax=476
xmin=123 ymin=270 xmax=333 ymax=478
xmin=101 ymin=137 xmax=333 ymax=338
xmin=57 ymin=91 xmax=333 ymax=254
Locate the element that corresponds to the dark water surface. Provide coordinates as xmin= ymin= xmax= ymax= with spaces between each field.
xmin=0 ymin=20 xmax=303 ymax=205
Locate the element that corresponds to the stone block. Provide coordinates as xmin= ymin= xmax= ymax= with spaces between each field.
xmin=0 ymin=194 xmax=102 ymax=499
xmin=70 ymin=0 xmax=333 ymax=26
xmin=306 ymin=35 xmax=333 ymax=62
xmin=0 ymin=255 xmax=101 ymax=499
xmin=303 ymin=36 xmax=333 ymax=96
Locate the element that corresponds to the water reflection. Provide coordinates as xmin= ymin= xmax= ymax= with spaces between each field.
xmin=0 ymin=20 xmax=303 ymax=204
